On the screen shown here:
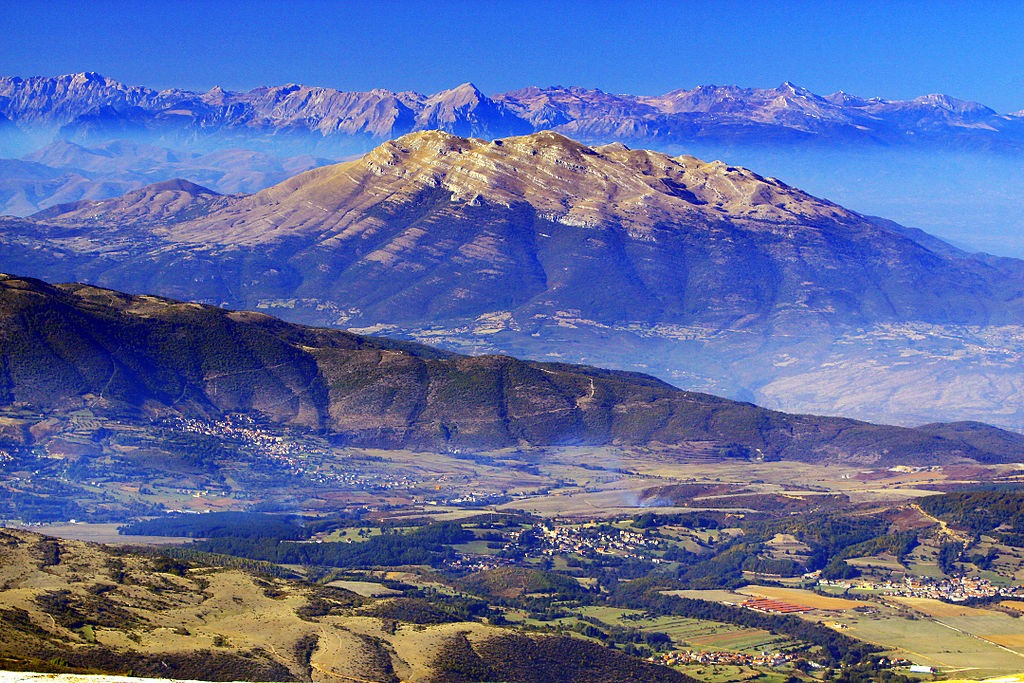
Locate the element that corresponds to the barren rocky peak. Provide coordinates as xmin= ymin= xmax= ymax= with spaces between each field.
xmin=0 ymin=72 xmax=163 ymax=122
xmin=1 ymin=73 xmax=1015 ymax=154
xmin=166 ymin=130 xmax=854 ymax=245
xmin=353 ymin=131 xmax=853 ymax=228
xmin=425 ymin=81 xmax=488 ymax=108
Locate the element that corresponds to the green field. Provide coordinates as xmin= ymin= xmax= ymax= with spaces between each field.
xmin=574 ymin=605 xmax=798 ymax=654
xmin=825 ymin=608 xmax=1024 ymax=677
xmin=452 ymin=539 xmax=498 ymax=554
xmin=324 ymin=526 xmax=382 ymax=542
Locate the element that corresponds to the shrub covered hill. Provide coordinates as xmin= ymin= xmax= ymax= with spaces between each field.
xmin=0 ymin=527 xmax=695 ymax=682
xmin=0 ymin=273 xmax=1020 ymax=465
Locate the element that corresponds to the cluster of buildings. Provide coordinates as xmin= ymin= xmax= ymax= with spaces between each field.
xmin=171 ymin=414 xmax=323 ymax=462
xmin=886 ymin=465 xmax=944 ymax=474
xmin=443 ymin=554 xmax=511 ymax=573
xmin=423 ymin=492 xmax=511 ymax=507
xmin=648 ymin=649 xmax=797 ymax=668
xmin=533 ymin=523 xmax=664 ymax=561
xmin=882 ymin=575 xmax=1023 ymax=601
xmin=167 ymin=415 xmax=415 ymax=491
xmin=821 ymin=575 xmax=1024 ymax=602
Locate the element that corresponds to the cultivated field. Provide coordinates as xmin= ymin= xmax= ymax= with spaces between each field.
xmin=16 ymin=522 xmax=189 ymax=545
xmin=736 ymin=585 xmax=863 ymax=610
xmin=822 ymin=605 xmax=1024 ymax=677
xmin=667 ymin=586 xmax=862 ymax=611
xmin=573 ymin=606 xmax=798 ymax=653
xmin=668 ymin=587 xmax=1024 ymax=677
xmin=889 ymin=596 xmax=1005 ymax=618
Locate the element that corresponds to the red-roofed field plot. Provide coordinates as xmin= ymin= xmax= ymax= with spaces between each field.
xmin=741 ymin=597 xmax=813 ymax=614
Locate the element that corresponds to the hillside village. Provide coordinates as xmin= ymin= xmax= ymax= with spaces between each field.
xmin=821 ymin=575 xmax=1024 ymax=602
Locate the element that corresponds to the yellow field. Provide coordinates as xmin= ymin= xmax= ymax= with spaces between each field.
xmin=985 ymin=634 xmax=1024 ymax=648
xmin=889 ymin=596 xmax=1002 ymax=618
xmin=1001 ymin=600 xmax=1024 ymax=613
xmin=737 ymin=585 xmax=862 ymax=610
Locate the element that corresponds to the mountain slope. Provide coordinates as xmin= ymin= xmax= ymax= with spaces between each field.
xmin=31 ymin=178 xmax=229 ymax=225
xmin=2 ymin=273 xmax=1018 ymax=464
xmin=14 ymin=130 xmax=1024 ymax=331
xmin=2 ymin=131 xmax=1024 ymax=430
xmin=0 ymin=138 xmax=328 ymax=216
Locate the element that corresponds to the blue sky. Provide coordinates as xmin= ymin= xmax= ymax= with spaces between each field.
xmin=3 ymin=0 xmax=1024 ymax=111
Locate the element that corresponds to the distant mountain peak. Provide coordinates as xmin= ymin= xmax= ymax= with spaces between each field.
xmin=911 ymin=92 xmax=995 ymax=116
xmin=69 ymin=71 xmax=106 ymax=82
xmin=145 ymin=178 xmax=219 ymax=195
xmin=31 ymin=177 xmax=226 ymax=224
xmin=423 ymin=82 xmax=489 ymax=111
xmin=61 ymin=71 xmax=125 ymax=91
xmin=413 ymin=82 xmax=532 ymax=137
xmin=776 ymin=81 xmax=804 ymax=92
xmin=916 ymin=92 xmax=962 ymax=107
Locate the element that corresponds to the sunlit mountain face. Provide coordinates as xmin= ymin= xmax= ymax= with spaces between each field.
xmin=2 ymin=129 xmax=1023 ymax=430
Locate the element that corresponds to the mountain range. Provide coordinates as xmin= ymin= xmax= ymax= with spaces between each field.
xmin=1 ymin=130 xmax=1023 ymax=430
xmin=2 ymin=73 xmax=1021 ymax=153
xmin=2 ymin=73 xmax=1024 ymax=259
xmin=1 ymin=272 xmax=1020 ymax=464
